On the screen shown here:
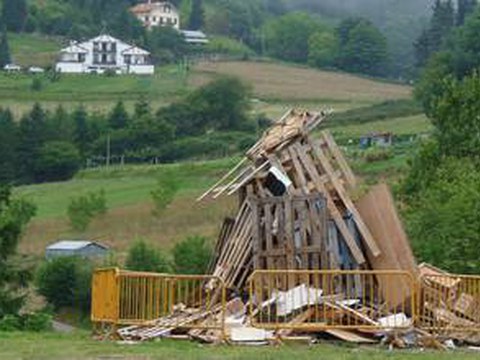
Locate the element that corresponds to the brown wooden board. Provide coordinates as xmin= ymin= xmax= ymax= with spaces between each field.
xmin=355 ymin=183 xmax=417 ymax=308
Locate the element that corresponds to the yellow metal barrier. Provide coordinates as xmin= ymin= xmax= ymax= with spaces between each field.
xmin=91 ymin=268 xmax=226 ymax=333
xmin=91 ymin=268 xmax=119 ymax=324
xmin=419 ymin=273 xmax=480 ymax=335
xmin=248 ymin=270 xmax=416 ymax=331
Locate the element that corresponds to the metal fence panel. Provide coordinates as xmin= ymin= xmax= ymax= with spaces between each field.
xmin=248 ymin=270 xmax=416 ymax=331
xmin=419 ymin=274 xmax=480 ymax=335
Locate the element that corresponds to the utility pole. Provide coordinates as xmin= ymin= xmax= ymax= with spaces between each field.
xmin=106 ymin=134 xmax=111 ymax=168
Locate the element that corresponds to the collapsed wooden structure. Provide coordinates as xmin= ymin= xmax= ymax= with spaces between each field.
xmin=199 ymin=109 xmax=415 ymax=290
xmin=103 ymin=109 xmax=480 ymax=346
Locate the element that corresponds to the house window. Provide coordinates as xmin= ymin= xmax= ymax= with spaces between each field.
xmin=165 ymin=5 xmax=171 ymax=13
xmin=101 ymin=54 xmax=107 ymax=64
xmin=173 ymin=18 xmax=177 ymax=25
xmin=124 ymin=55 xmax=131 ymax=64
xmin=145 ymin=15 xmax=150 ymax=22
xmin=102 ymin=42 xmax=108 ymax=51
xmin=153 ymin=16 xmax=157 ymax=23
xmin=78 ymin=54 xmax=86 ymax=62
xmin=160 ymin=17 xmax=164 ymax=25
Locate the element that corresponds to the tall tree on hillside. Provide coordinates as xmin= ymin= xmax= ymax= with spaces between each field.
xmin=0 ymin=109 xmax=17 ymax=183
xmin=188 ymin=0 xmax=205 ymax=30
xmin=17 ymin=104 xmax=47 ymax=183
xmin=108 ymin=101 xmax=130 ymax=130
xmin=72 ymin=106 xmax=90 ymax=158
xmin=0 ymin=27 xmax=11 ymax=68
xmin=336 ymin=18 xmax=389 ymax=76
xmin=0 ymin=185 xmax=36 ymax=317
xmin=2 ymin=0 xmax=28 ymax=33
xmin=457 ymin=0 xmax=477 ymax=25
xmin=414 ymin=0 xmax=455 ymax=68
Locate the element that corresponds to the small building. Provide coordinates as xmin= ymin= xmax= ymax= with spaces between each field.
xmin=56 ymin=34 xmax=154 ymax=75
xmin=45 ymin=240 xmax=109 ymax=260
xmin=360 ymin=132 xmax=394 ymax=149
xmin=181 ymin=30 xmax=209 ymax=45
xmin=130 ymin=1 xmax=180 ymax=30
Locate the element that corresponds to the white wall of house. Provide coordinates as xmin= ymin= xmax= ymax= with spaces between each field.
xmin=131 ymin=1 xmax=180 ymax=30
xmin=56 ymin=34 xmax=154 ymax=75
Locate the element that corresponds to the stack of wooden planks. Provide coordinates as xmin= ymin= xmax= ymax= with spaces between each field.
xmin=199 ymin=109 xmax=415 ymax=290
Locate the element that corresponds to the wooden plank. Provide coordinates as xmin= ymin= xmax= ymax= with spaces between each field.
xmin=321 ymin=131 xmax=357 ymax=189
xmin=325 ymin=329 xmax=377 ymax=343
xmin=197 ymin=157 xmax=248 ymax=201
xmin=308 ymin=139 xmax=380 ymax=257
xmin=356 ymin=184 xmax=417 ymax=308
xmin=293 ymin=144 xmax=366 ymax=264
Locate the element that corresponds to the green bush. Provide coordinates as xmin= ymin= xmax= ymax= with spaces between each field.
xmin=35 ymin=141 xmax=81 ymax=182
xmin=173 ymin=236 xmax=212 ymax=275
xmin=151 ymin=178 xmax=179 ymax=216
xmin=36 ymin=257 xmax=93 ymax=313
xmin=23 ymin=312 xmax=52 ymax=332
xmin=67 ymin=189 xmax=107 ymax=231
xmin=30 ymin=77 xmax=43 ymax=92
xmin=362 ymin=147 xmax=393 ymax=163
xmin=0 ymin=315 xmax=22 ymax=331
xmin=125 ymin=240 xmax=171 ymax=273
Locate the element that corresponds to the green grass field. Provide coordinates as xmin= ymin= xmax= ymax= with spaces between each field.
xmin=0 ymin=331 xmax=478 ymax=360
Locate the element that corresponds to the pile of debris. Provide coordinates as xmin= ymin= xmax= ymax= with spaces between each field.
xmin=113 ymin=109 xmax=479 ymax=347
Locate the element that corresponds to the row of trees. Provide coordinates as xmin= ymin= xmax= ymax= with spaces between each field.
xmin=0 ymin=77 xmax=256 ymax=185
xmin=403 ymin=4 xmax=480 ymax=274
xmin=264 ymin=13 xmax=388 ymax=76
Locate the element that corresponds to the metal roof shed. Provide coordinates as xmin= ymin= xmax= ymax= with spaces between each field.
xmin=45 ymin=240 xmax=109 ymax=260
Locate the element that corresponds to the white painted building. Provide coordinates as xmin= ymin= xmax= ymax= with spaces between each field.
xmin=130 ymin=1 xmax=180 ymax=30
xmin=56 ymin=34 xmax=154 ymax=75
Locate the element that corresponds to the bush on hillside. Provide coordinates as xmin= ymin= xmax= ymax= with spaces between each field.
xmin=151 ymin=178 xmax=179 ymax=216
xmin=67 ymin=189 xmax=107 ymax=232
xmin=173 ymin=236 xmax=212 ymax=275
xmin=125 ymin=240 xmax=171 ymax=273
xmin=36 ymin=257 xmax=93 ymax=313
xmin=35 ymin=141 xmax=82 ymax=182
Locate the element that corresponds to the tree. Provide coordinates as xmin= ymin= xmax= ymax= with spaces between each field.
xmin=0 ymin=27 xmax=11 ymax=68
xmin=188 ymin=0 xmax=204 ymax=30
xmin=36 ymin=257 xmax=93 ymax=312
xmin=17 ymin=104 xmax=47 ymax=183
xmin=264 ymin=12 xmax=326 ymax=63
xmin=457 ymin=0 xmax=477 ymax=25
xmin=414 ymin=0 xmax=455 ymax=68
xmin=1 ymin=0 xmax=28 ymax=32
xmin=108 ymin=101 xmax=129 ymax=130
xmin=0 ymin=109 xmax=17 ymax=183
xmin=173 ymin=236 xmax=211 ymax=274
xmin=72 ymin=106 xmax=90 ymax=158
xmin=0 ymin=186 xmax=36 ymax=318
xmin=404 ymin=158 xmax=480 ymax=274
xmin=35 ymin=141 xmax=81 ymax=182
xmin=67 ymin=190 xmax=107 ymax=232
xmin=336 ymin=19 xmax=389 ymax=76
xmin=308 ymin=31 xmax=338 ymax=68
xmin=125 ymin=240 xmax=171 ymax=273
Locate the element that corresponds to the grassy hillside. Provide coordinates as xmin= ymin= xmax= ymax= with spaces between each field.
xmin=3 ymin=31 xmax=412 ymax=118
xmin=9 ymin=32 xmax=63 ymax=68
xmin=17 ymin=109 xmax=431 ymax=257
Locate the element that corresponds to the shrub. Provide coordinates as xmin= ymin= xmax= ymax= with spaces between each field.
xmin=35 ymin=141 xmax=81 ymax=182
xmin=151 ymin=178 xmax=178 ymax=216
xmin=36 ymin=257 xmax=93 ymax=313
xmin=23 ymin=312 xmax=52 ymax=331
xmin=125 ymin=240 xmax=171 ymax=273
xmin=0 ymin=315 xmax=21 ymax=331
xmin=67 ymin=189 xmax=107 ymax=231
xmin=30 ymin=77 xmax=43 ymax=92
xmin=362 ymin=147 xmax=393 ymax=163
xmin=173 ymin=236 xmax=212 ymax=275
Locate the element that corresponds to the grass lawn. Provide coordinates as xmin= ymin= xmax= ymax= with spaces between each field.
xmin=9 ymin=32 xmax=63 ymax=68
xmin=0 ymin=331 xmax=479 ymax=360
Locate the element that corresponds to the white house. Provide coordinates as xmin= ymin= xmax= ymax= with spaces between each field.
xmin=130 ymin=1 xmax=180 ymax=30
xmin=56 ymin=34 xmax=154 ymax=75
